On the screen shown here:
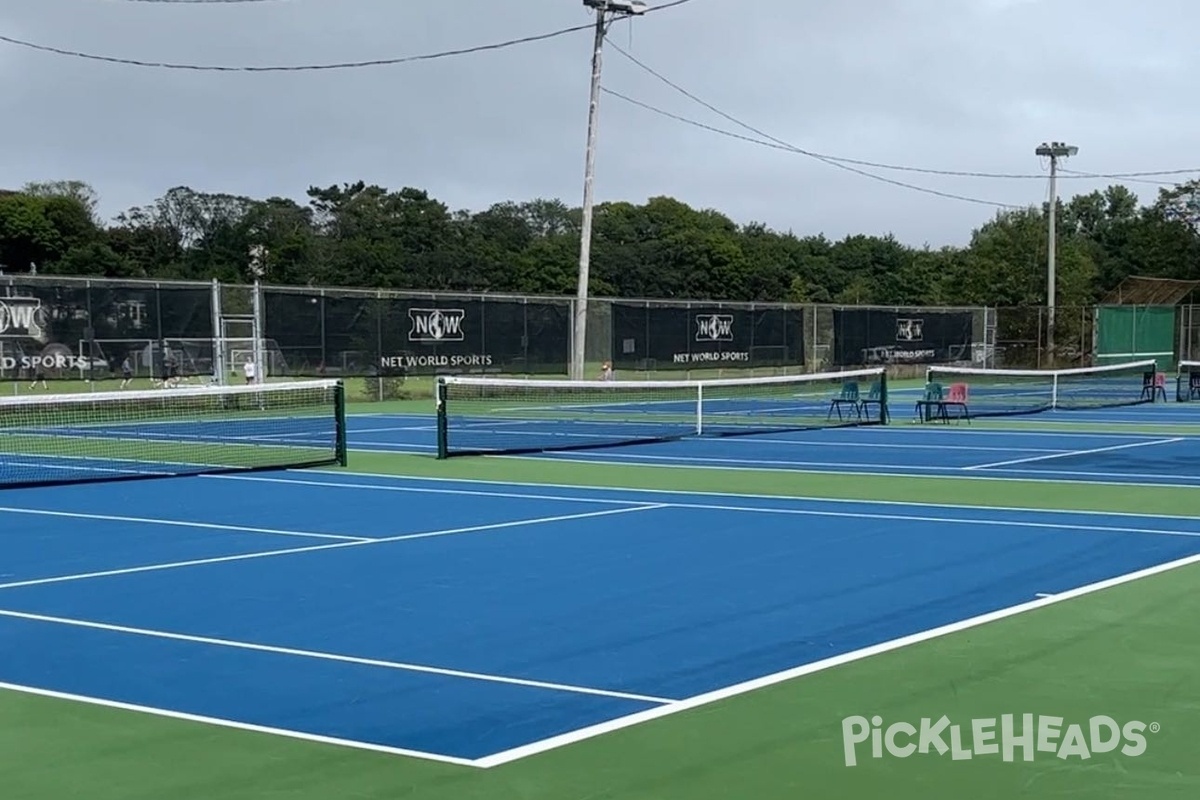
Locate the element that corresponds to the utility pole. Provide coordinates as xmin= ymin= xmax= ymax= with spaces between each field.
xmin=572 ymin=0 xmax=647 ymax=380
xmin=1035 ymin=141 xmax=1078 ymax=360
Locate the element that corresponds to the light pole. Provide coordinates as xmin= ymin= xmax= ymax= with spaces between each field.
xmin=1035 ymin=141 xmax=1078 ymax=360
xmin=572 ymin=0 xmax=647 ymax=380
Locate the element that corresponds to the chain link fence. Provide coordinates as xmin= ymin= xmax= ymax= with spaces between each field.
xmin=6 ymin=273 xmax=1197 ymax=398
xmin=1 ymin=274 xmax=215 ymax=385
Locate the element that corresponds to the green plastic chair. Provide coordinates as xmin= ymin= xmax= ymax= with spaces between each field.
xmin=859 ymin=380 xmax=889 ymax=422
xmin=827 ymin=381 xmax=861 ymax=421
xmin=915 ymin=382 xmax=946 ymax=423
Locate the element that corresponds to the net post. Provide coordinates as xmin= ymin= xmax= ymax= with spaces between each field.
xmin=1051 ymin=373 xmax=1059 ymax=409
xmin=435 ymin=378 xmax=449 ymax=459
xmin=879 ymin=368 xmax=889 ymax=424
xmin=334 ymin=380 xmax=348 ymax=467
xmin=695 ymin=383 xmax=704 ymax=435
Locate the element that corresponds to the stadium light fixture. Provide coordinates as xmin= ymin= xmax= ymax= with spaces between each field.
xmin=1035 ymin=141 xmax=1079 ymax=361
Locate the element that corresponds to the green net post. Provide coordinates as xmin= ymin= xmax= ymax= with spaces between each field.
xmin=879 ymin=369 xmax=889 ymax=424
xmin=436 ymin=379 xmax=449 ymax=459
xmin=335 ymin=381 xmax=348 ymax=467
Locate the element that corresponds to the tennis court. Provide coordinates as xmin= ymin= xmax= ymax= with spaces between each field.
xmin=3 ymin=363 xmax=1199 ymax=799
xmin=3 ymin=468 xmax=1199 ymax=766
xmin=336 ymin=411 xmax=1200 ymax=485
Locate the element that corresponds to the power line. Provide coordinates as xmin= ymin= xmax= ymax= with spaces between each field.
xmin=1059 ymin=167 xmax=1197 ymax=187
xmin=607 ymin=87 xmax=1199 ymax=189
xmin=604 ymin=42 xmax=1024 ymax=209
xmin=0 ymin=1 xmax=692 ymax=72
xmin=606 ymin=41 xmax=1199 ymax=183
xmin=115 ymin=1 xmax=290 ymax=4
xmin=643 ymin=0 xmax=695 ymax=10
xmin=0 ymin=23 xmax=595 ymax=72
xmin=605 ymin=40 xmax=1199 ymax=205
xmin=602 ymin=88 xmax=1035 ymax=180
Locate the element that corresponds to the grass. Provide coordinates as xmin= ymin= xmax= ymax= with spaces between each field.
xmin=346 ymin=452 xmax=1200 ymax=517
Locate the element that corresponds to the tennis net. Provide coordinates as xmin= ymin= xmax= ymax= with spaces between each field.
xmin=0 ymin=380 xmax=346 ymax=490
xmin=925 ymin=359 xmax=1159 ymax=417
xmin=436 ymin=367 xmax=887 ymax=458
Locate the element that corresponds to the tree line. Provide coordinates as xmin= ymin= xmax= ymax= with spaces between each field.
xmin=1 ymin=177 xmax=1198 ymax=311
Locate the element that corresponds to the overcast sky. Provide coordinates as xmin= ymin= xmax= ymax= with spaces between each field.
xmin=1 ymin=0 xmax=1197 ymax=247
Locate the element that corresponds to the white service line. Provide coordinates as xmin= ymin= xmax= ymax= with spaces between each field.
xmin=209 ymin=473 xmax=659 ymax=507
xmin=0 ymin=506 xmax=367 ymax=542
xmin=0 ymin=609 xmax=674 ymax=705
xmin=964 ymin=437 xmax=1184 ymax=470
xmin=0 ymin=504 xmax=666 ymax=591
xmin=297 ymin=469 xmax=1200 ymax=523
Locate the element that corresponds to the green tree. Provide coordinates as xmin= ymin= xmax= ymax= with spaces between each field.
xmin=0 ymin=193 xmax=63 ymax=272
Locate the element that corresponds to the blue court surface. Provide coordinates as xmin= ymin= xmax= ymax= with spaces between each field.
xmin=337 ymin=403 xmax=1200 ymax=487
xmin=2 ymin=469 xmax=1200 ymax=766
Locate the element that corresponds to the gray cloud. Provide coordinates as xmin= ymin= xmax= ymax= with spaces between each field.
xmin=1 ymin=0 xmax=1196 ymax=248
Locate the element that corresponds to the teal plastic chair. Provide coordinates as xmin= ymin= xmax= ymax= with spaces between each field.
xmin=914 ymin=382 xmax=947 ymax=423
xmin=859 ymin=380 xmax=889 ymax=422
xmin=827 ymin=381 xmax=861 ymax=421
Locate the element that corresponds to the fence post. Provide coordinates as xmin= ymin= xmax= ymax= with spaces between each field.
xmin=251 ymin=281 xmax=265 ymax=385
xmin=1037 ymin=307 xmax=1044 ymax=369
xmin=210 ymin=278 xmax=226 ymax=385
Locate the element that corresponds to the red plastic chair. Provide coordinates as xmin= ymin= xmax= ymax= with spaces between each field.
xmin=944 ymin=382 xmax=971 ymax=423
xmin=1143 ymin=371 xmax=1168 ymax=402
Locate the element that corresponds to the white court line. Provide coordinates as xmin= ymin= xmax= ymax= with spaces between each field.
xmin=296 ymin=469 xmax=1200 ymax=523
xmin=0 ymin=505 xmax=665 ymax=591
xmin=519 ymin=452 xmax=1200 ymax=491
xmin=721 ymin=438 xmax=1064 ymax=453
xmin=343 ymin=422 xmax=1190 ymax=452
xmin=960 ymin=416 xmax=1200 ymax=429
xmin=538 ymin=450 xmax=1001 ymax=473
xmin=344 ymin=425 xmax=438 ymax=435
xmin=7 ymin=430 xmax=329 ymax=453
xmin=645 ymin=501 xmax=1200 ymax=538
xmin=474 ymin=551 xmax=1200 ymax=768
xmin=218 ymin=473 xmax=1200 ymax=538
xmin=4 ymin=460 xmax=173 ymax=478
xmin=874 ymin=426 xmax=1190 ymax=440
xmin=0 ymin=609 xmax=674 ymax=705
xmin=353 ymin=441 xmax=437 ymax=451
xmin=210 ymin=474 xmax=657 ymax=508
xmin=964 ymin=437 xmax=1185 ymax=470
xmin=0 ymin=680 xmax=477 ymax=768
xmin=0 ymin=506 xmax=368 ymax=543
xmin=343 ymin=437 xmax=1105 ymax=457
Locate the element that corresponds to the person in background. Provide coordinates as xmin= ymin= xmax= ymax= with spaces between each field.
xmin=29 ymin=365 xmax=48 ymax=390
xmin=163 ymin=351 xmax=180 ymax=389
xmin=243 ymin=358 xmax=257 ymax=385
xmin=599 ymin=361 xmax=615 ymax=381
xmin=120 ymin=356 xmax=134 ymax=389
